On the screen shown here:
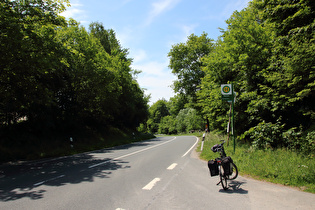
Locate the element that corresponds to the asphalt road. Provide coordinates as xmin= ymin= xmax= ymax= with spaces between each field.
xmin=0 ymin=136 xmax=314 ymax=210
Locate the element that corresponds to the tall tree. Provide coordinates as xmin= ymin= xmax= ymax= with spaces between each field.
xmin=0 ymin=0 xmax=69 ymax=126
xmin=199 ymin=6 xmax=274 ymax=133
xmin=89 ymin=22 xmax=148 ymax=129
xmin=252 ymin=0 xmax=315 ymax=128
xmin=199 ymin=0 xmax=314 ymax=136
xmin=168 ymin=33 xmax=214 ymax=106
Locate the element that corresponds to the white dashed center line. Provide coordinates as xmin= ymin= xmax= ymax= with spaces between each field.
xmin=167 ymin=163 xmax=177 ymax=170
xmin=142 ymin=178 xmax=161 ymax=190
xmin=33 ymin=174 xmax=65 ymax=187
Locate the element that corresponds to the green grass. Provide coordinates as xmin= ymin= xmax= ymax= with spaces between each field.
xmin=198 ymin=132 xmax=315 ymax=193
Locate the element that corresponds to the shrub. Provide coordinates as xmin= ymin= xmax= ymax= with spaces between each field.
xmin=242 ymin=121 xmax=285 ymax=150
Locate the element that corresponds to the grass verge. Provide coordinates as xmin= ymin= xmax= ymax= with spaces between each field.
xmin=197 ymin=132 xmax=315 ymax=193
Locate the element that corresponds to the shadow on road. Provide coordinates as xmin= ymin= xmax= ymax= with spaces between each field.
xmin=0 ymin=138 xmax=161 ymax=202
xmin=219 ymin=180 xmax=248 ymax=194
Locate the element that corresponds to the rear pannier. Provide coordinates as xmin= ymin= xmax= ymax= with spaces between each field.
xmin=208 ymin=159 xmax=219 ymax=176
xmin=222 ymin=156 xmax=233 ymax=176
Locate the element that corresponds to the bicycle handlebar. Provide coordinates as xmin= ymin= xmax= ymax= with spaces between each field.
xmin=211 ymin=140 xmax=226 ymax=153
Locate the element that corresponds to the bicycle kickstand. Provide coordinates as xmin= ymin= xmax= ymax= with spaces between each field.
xmin=216 ymin=181 xmax=221 ymax=185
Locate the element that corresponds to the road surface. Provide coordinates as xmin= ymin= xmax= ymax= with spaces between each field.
xmin=0 ymin=136 xmax=314 ymax=209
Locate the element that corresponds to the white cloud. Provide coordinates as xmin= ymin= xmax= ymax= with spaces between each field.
xmin=60 ymin=6 xmax=83 ymax=19
xmin=167 ymin=24 xmax=197 ymax=50
xmin=132 ymin=60 xmax=176 ymax=104
xmin=60 ymin=1 xmax=88 ymax=26
xmin=132 ymin=49 xmax=148 ymax=63
xmin=145 ymin=0 xmax=181 ymax=26
xmin=180 ymin=24 xmax=198 ymax=41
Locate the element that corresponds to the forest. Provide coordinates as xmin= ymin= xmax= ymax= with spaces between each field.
xmin=145 ymin=0 xmax=314 ymax=154
xmin=0 ymin=0 xmax=150 ymax=161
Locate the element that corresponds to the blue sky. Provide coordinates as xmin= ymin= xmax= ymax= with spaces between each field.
xmin=61 ymin=0 xmax=251 ymax=104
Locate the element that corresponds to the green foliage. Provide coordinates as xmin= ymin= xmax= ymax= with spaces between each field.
xmin=169 ymin=0 xmax=315 ymax=192
xmin=168 ymin=32 xmax=214 ymax=107
xmin=195 ymin=0 xmax=315 ymax=153
xmin=176 ymin=108 xmax=203 ymax=133
xmin=147 ymin=99 xmax=169 ymax=133
xmin=251 ymin=0 xmax=315 ymax=127
xmin=306 ymin=131 xmax=315 ymax=154
xmin=146 ymin=99 xmax=204 ymax=134
xmin=283 ymin=128 xmax=315 ymax=155
xmin=167 ymin=94 xmax=187 ymax=116
xmin=0 ymin=0 xmax=150 ymax=161
xmin=241 ymin=120 xmax=285 ymax=150
xmin=158 ymin=115 xmax=177 ymax=135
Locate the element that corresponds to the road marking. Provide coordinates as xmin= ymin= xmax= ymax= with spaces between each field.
xmin=89 ymin=137 xmax=177 ymax=169
xmin=142 ymin=178 xmax=161 ymax=190
xmin=33 ymin=174 xmax=65 ymax=187
xmin=182 ymin=137 xmax=198 ymax=157
xmin=167 ymin=163 xmax=178 ymax=170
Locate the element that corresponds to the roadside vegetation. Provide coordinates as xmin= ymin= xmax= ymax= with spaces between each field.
xmin=1 ymin=0 xmax=313 ymax=180
xmin=0 ymin=125 xmax=154 ymax=162
xmin=143 ymin=0 xmax=314 ymax=194
xmin=197 ymin=132 xmax=315 ymax=193
xmin=0 ymin=0 xmax=150 ymax=163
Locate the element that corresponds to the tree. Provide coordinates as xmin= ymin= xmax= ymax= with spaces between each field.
xmin=0 ymin=0 xmax=69 ymax=126
xmin=198 ymin=0 xmax=314 ymax=146
xmin=147 ymin=99 xmax=169 ymax=133
xmin=88 ymin=22 xmax=148 ymax=129
xmin=199 ymin=5 xmax=274 ymax=134
xmin=89 ymin=22 xmax=130 ymax=60
xmin=168 ymin=33 xmax=214 ymax=106
xmin=167 ymin=94 xmax=187 ymax=117
xmin=158 ymin=115 xmax=177 ymax=134
xmin=252 ymin=0 xmax=315 ymax=128
xmin=176 ymin=108 xmax=203 ymax=133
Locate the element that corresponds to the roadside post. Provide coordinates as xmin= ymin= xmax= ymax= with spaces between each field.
xmin=221 ymin=84 xmax=236 ymax=153
xmin=201 ymin=132 xmax=206 ymax=151
xmin=70 ymin=137 xmax=73 ymax=148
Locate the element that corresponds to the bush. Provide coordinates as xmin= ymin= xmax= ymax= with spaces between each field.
xmin=282 ymin=128 xmax=315 ymax=155
xmin=306 ymin=131 xmax=315 ymax=154
xmin=242 ymin=121 xmax=285 ymax=150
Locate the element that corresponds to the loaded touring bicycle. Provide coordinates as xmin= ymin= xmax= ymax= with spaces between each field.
xmin=208 ymin=140 xmax=238 ymax=190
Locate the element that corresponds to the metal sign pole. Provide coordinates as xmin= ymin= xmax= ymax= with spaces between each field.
xmin=231 ymin=83 xmax=235 ymax=153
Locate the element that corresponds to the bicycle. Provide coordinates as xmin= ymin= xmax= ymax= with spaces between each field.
xmin=208 ymin=140 xmax=238 ymax=190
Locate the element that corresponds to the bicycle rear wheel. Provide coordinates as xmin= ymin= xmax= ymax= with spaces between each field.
xmin=228 ymin=162 xmax=238 ymax=180
xmin=219 ymin=165 xmax=228 ymax=190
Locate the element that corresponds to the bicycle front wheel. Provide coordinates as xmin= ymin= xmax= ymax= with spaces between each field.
xmin=228 ymin=162 xmax=238 ymax=180
xmin=219 ymin=165 xmax=228 ymax=190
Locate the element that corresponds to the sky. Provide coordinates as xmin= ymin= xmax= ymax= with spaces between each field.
xmin=61 ymin=0 xmax=251 ymax=105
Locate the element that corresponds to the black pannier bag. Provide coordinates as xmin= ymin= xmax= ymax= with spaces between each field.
xmin=208 ymin=159 xmax=219 ymax=176
xmin=222 ymin=156 xmax=233 ymax=176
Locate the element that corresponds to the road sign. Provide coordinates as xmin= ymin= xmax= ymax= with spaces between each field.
xmin=221 ymin=84 xmax=232 ymax=95
xmin=221 ymin=95 xmax=233 ymax=101
xmin=221 ymin=83 xmax=236 ymax=153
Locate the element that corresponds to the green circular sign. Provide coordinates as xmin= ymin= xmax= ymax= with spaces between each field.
xmin=222 ymin=85 xmax=231 ymax=93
